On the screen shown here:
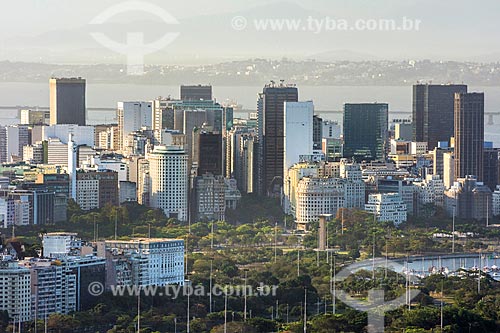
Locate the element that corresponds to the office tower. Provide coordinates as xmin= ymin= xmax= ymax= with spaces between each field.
xmin=180 ymin=84 xmax=212 ymax=101
xmin=223 ymin=106 xmax=234 ymax=132
xmin=312 ymin=115 xmax=322 ymax=150
xmin=432 ymin=142 xmax=452 ymax=177
xmin=322 ymin=138 xmax=343 ymax=162
xmin=445 ymin=176 xmax=491 ymax=220
xmin=284 ymin=101 xmax=314 ymax=175
xmin=41 ymin=124 xmax=95 ymax=147
xmin=76 ymin=171 xmax=119 ymax=210
xmin=226 ymin=127 xmax=256 ymax=193
xmin=49 ymin=77 xmax=86 ymax=126
xmin=117 ymin=101 xmax=153 ymax=152
xmin=256 ymin=82 xmax=298 ymax=196
xmin=183 ymin=109 xmax=207 ymax=156
xmin=20 ymin=109 xmax=50 ymax=125
xmin=68 ymin=134 xmax=77 ymax=201
xmin=454 ymin=92 xmax=484 ymax=180
xmin=483 ymin=146 xmax=499 ymax=191
xmin=493 ymin=186 xmax=500 ymax=216
xmin=443 ymin=152 xmax=455 ymax=189
xmin=95 ymin=125 xmax=119 ymax=150
xmin=161 ymin=129 xmax=185 ymax=147
xmin=412 ymin=84 xmax=467 ymax=149
xmin=152 ymin=98 xmax=169 ymax=142
xmin=195 ymin=131 xmax=223 ymax=176
xmin=343 ymin=103 xmax=388 ymax=161
xmin=148 ymin=145 xmax=188 ymax=221
xmin=193 ymin=173 xmax=226 ymax=221
xmin=283 ymin=101 xmax=313 ymax=212
xmin=0 ymin=127 xmax=6 ymax=163
xmin=23 ymin=142 xmax=45 ymax=164
xmin=129 ymin=156 xmax=150 ymax=206
xmin=0 ymin=125 xmax=31 ymax=162
xmin=322 ymin=120 xmax=341 ymax=139
xmin=394 ymin=123 xmax=412 ymax=141
xmin=46 ymin=138 xmax=69 ymax=166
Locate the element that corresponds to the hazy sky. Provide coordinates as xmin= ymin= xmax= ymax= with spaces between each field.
xmin=1 ymin=0 xmax=499 ymax=63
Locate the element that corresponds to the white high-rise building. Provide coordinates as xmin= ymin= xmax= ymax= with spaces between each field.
xmin=46 ymin=138 xmax=68 ymax=166
xmin=365 ymin=193 xmax=407 ymax=225
xmin=42 ymin=124 xmax=95 ymax=146
xmin=283 ymin=101 xmax=314 ymax=212
xmin=23 ymin=142 xmax=44 ymax=164
xmin=295 ymin=177 xmax=345 ymax=230
xmin=0 ymin=125 xmax=30 ymax=162
xmin=0 ymin=260 xmax=31 ymax=323
xmin=340 ymin=159 xmax=366 ymax=208
xmin=117 ymin=102 xmax=153 ymax=151
xmin=443 ymin=152 xmax=455 ymax=189
xmin=493 ymin=186 xmax=500 ymax=217
xmin=322 ymin=120 xmax=341 ymax=139
xmin=99 ymin=238 xmax=185 ymax=287
xmin=148 ymin=145 xmax=188 ymax=221
xmin=26 ymin=259 xmax=77 ymax=319
xmin=414 ymin=174 xmax=445 ymax=208
xmin=284 ymin=101 xmax=314 ymax=175
xmin=68 ymin=134 xmax=77 ymax=200
xmin=42 ymin=233 xmax=82 ymax=258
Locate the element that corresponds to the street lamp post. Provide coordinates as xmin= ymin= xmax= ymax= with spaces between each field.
xmin=209 ymin=258 xmax=213 ymax=313
xmin=243 ymin=269 xmax=249 ymax=321
xmin=452 ymin=205 xmax=456 ymax=253
xmin=186 ymin=278 xmax=191 ymax=333
xmin=332 ymin=253 xmax=337 ymax=315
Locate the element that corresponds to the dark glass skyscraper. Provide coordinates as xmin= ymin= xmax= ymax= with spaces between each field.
xmin=313 ymin=115 xmax=323 ymax=150
xmin=180 ymin=85 xmax=212 ymax=101
xmin=49 ymin=77 xmax=86 ymax=126
xmin=256 ymin=82 xmax=298 ymax=196
xmin=196 ymin=131 xmax=223 ymax=176
xmin=454 ymin=92 xmax=484 ymax=180
xmin=412 ymin=84 xmax=467 ymax=149
xmin=343 ymin=103 xmax=388 ymax=161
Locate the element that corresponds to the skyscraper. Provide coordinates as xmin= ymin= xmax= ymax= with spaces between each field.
xmin=180 ymin=85 xmax=212 ymax=101
xmin=454 ymin=92 xmax=484 ymax=180
xmin=49 ymin=77 xmax=86 ymax=126
xmin=412 ymin=84 xmax=468 ymax=149
xmin=195 ymin=131 xmax=223 ymax=176
xmin=117 ymin=101 xmax=153 ymax=152
xmin=148 ymin=145 xmax=188 ymax=221
xmin=256 ymin=82 xmax=298 ymax=196
xmin=283 ymin=101 xmax=314 ymax=213
xmin=343 ymin=103 xmax=388 ymax=161
xmin=312 ymin=115 xmax=322 ymax=150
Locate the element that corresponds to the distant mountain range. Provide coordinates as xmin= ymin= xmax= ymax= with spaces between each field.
xmin=1 ymin=58 xmax=500 ymax=86
xmin=1 ymin=1 xmax=499 ymax=65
